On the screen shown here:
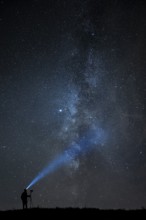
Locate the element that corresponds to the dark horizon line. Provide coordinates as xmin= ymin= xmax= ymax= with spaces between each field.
xmin=1 ymin=207 xmax=146 ymax=212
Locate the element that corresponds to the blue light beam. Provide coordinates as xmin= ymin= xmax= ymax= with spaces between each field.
xmin=26 ymin=126 xmax=106 ymax=189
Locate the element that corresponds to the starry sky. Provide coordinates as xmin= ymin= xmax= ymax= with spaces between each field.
xmin=0 ymin=0 xmax=146 ymax=210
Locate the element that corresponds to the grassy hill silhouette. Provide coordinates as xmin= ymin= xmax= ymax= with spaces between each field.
xmin=0 ymin=208 xmax=146 ymax=217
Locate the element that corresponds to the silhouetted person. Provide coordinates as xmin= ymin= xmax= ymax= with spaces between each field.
xmin=21 ymin=189 xmax=30 ymax=209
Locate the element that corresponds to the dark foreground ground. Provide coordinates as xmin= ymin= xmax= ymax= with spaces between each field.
xmin=0 ymin=208 xmax=146 ymax=218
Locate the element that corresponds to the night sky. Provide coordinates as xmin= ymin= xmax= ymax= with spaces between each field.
xmin=0 ymin=0 xmax=146 ymax=210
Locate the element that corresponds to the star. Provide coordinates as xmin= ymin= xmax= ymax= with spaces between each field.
xmin=58 ymin=109 xmax=63 ymax=113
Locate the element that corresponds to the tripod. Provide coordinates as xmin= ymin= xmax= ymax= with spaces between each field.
xmin=29 ymin=190 xmax=33 ymax=208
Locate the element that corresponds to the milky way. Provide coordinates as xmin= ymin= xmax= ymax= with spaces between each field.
xmin=0 ymin=0 xmax=146 ymax=210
